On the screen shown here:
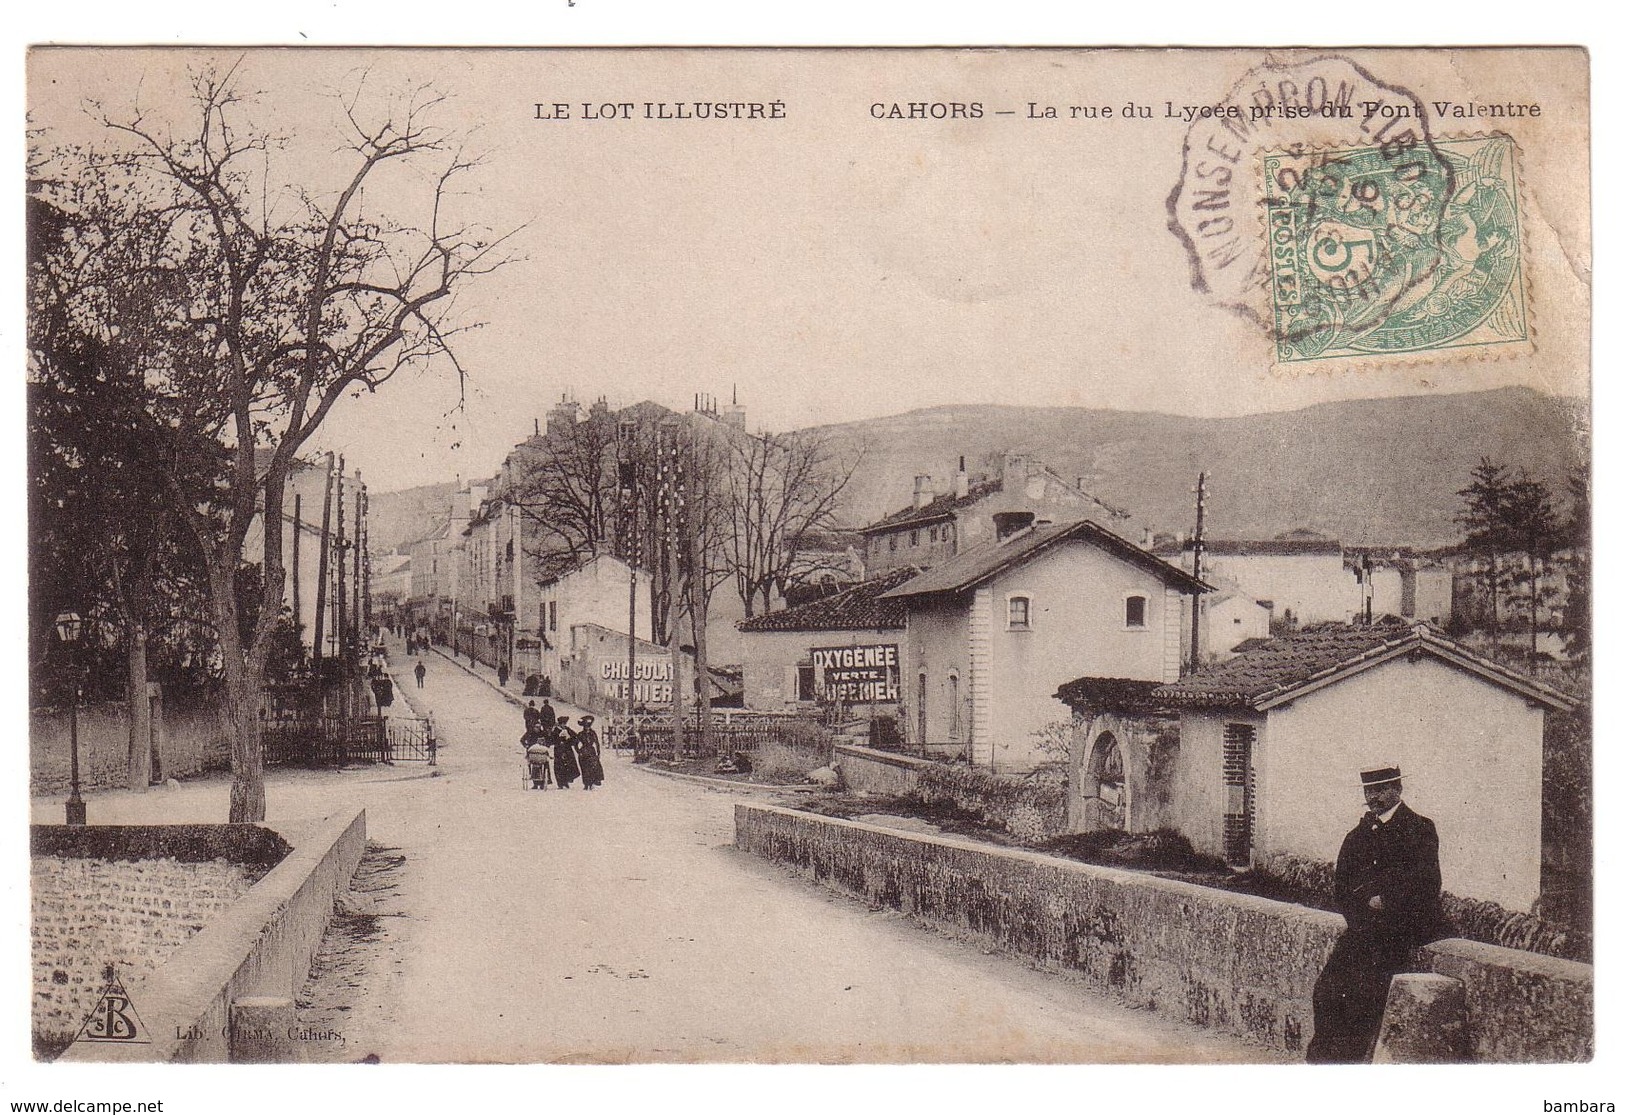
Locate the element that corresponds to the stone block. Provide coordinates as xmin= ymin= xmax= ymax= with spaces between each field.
xmin=230 ymin=997 xmax=299 ymax=1064
xmin=1373 ymin=974 xmax=1468 ymax=1063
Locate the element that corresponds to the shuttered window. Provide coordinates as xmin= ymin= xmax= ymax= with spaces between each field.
xmin=1222 ymin=722 xmax=1257 ymax=865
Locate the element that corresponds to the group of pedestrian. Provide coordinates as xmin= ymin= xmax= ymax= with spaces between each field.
xmin=405 ymin=633 xmax=429 ymax=655
xmin=521 ymin=698 xmax=605 ymax=792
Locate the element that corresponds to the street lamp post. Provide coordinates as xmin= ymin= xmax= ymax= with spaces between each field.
xmin=55 ymin=611 xmax=87 ymax=826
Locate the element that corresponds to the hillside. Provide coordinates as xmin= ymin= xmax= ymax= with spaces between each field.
xmin=814 ymin=387 xmax=1586 ymax=549
xmin=367 ymin=481 xmax=458 ymax=553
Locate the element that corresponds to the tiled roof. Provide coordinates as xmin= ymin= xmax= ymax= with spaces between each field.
xmin=1053 ymin=677 xmax=1167 ymax=714
xmin=856 ymin=479 xmax=1003 ymax=535
xmin=736 ymin=566 xmax=918 ymax=632
xmin=1154 ymin=619 xmax=1576 ymax=712
xmin=881 ymin=520 xmax=1209 ymax=600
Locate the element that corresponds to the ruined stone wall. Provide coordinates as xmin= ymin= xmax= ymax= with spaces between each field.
xmin=736 ymin=803 xmax=1592 ymax=1061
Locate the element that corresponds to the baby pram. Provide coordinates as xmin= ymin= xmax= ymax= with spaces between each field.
xmin=523 ymin=739 xmax=554 ymax=790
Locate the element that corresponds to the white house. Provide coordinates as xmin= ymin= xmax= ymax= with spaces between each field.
xmin=1202 ymin=592 xmax=1272 ymax=659
xmin=881 ymin=520 xmax=1208 ymax=771
xmin=736 ymin=566 xmax=915 ymax=713
xmin=533 ymin=553 xmax=654 ymax=690
xmin=1157 ymin=535 xmax=1353 ymax=627
xmin=1151 ymin=620 xmax=1576 ymax=911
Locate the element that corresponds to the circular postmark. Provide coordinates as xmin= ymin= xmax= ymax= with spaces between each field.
xmin=1166 ymin=54 xmax=1526 ymax=364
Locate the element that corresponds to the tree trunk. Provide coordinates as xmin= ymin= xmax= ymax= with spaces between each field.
xmin=1486 ymin=551 xmax=1500 ymax=639
xmin=1528 ymin=549 xmax=1540 ymax=663
xmin=210 ymin=563 xmax=267 ymax=823
xmin=125 ymin=625 xmax=152 ymax=792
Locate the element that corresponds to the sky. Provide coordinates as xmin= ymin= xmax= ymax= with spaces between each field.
xmin=27 ymin=46 xmax=1591 ymax=493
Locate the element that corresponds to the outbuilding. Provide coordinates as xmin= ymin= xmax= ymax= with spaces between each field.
xmin=1150 ymin=619 xmax=1576 ymax=911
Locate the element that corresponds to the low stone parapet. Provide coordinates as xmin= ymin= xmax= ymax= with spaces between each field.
xmin=832 ymin=744 xmax=932 ymax=797
xmin=735 ymin=802 xmax=1592 ymax=1061
xmin=59 ymin=809 xmax=367 ymax=1063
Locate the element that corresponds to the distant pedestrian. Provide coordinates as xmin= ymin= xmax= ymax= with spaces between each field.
xmin=524 ymin=700 xmax=542 ymax=735
xmin=538 ymin=699 xmax=556 ymax=730
xmin=498 ymin=663 xmax=509 ymax=688
xmin=415 ymin=661 xmax=427 ymax=689
xmin=576 ymin=715 xmax=605 ymax=791
xmin=1306 ymin=764 xmax=1443 ymax=1063
xmin=552 ymin=716 xmax=581 ymax=788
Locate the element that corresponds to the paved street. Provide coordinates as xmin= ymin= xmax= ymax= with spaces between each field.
xmin=34 ymin=644 xmax=1279 ymax=1064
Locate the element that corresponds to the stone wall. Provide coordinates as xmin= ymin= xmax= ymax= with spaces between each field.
xmin=31 ymin=701 xmax=231 ymax=796
xmin=834 ymin=745 xmax=1066 ymax=845
xmin=60 ymin=809 xmax=367 ymax=1064
xmin=32 ymin=858 xmax=257 ymax=1051
xmin=736 ymin=803 xmax=1593 ymax=1061
xmin=833 ymin=744 xmax=930 ymax=797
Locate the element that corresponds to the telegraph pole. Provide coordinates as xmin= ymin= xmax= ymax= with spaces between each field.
xmin=1189 ymin=471 xmax=1207 ymax=673
xmin=313 ymin=454 xmax=334 ymax=662
xmin=661 ymin=418 xmax=686 ymax=757
xmin=619 ymin=419 xmax=640 ymax=754
xmin=292 ymin=492 xmax=302 ymax=661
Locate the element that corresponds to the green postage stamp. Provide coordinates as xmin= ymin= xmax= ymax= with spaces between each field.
xmin=1264 ymin=134 xmax=1528 ymax=364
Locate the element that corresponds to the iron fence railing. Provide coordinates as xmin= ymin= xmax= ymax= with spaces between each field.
xmin=262 ymin=713 xmax=436 ymax=766
xmin=605 ymin=709 xmax=819 ymax=762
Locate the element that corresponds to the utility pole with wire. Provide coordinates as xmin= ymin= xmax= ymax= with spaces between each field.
xmin=1189 ymin=471 xmax=1207 ymax=673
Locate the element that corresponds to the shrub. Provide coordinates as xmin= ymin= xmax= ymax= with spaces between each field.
xmin=751 ymin=739 xmax=825 ymax=784
xmin=1038 ymin=828 xmax=1230 ymax=874
xmin=774 ymin=718 xmax=835 ymax=761
xmin=913 ymin=762 xmax=1066 ymax=845
xmin=868 ymin=714 xmax=902 ymax=752
xmin=1252 ymin=852 xmax=1590 ymax=962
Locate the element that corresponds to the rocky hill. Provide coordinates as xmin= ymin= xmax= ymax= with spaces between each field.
xmin=367 ymin=481 xmax=457 ymax=554
xmin=815 ymin=387 xmax=1586 ymax=548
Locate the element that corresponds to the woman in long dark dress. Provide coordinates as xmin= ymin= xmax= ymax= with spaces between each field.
xmin=575 ymin=715 xmax=605 ymax=790
xmin=552 ymin=716 xmax=582 ymax=789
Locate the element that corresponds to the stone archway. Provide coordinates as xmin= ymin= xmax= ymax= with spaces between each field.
xmin=1083 ymin=730 xmax=1127 ymax=832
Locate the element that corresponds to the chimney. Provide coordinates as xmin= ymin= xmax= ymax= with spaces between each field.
xmin=1141 ymin=527 xmax=1154 ymax=548
xmin=913 ymin=475 xmax=934 ymax=510
xmin=993 ymin=510 xmax=1036 ymax=541
xmin=1001 ymin=451 xmax=1029 ymax=492
xmin=723 ymin=384 xmax=746 ymax=429
xmin=534 ymin=417 xmax=541 ymax=437
xmin=546 ymin=397 xmax=581 ymax=439
xmin=954 ymin=455 xmax=969 ymax=499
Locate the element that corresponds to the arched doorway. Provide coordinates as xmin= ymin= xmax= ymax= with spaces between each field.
xmin=1085 ymin=731 xmax=1127 ymax=831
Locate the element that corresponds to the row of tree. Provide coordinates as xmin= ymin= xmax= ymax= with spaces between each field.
xmin=510 ymin=399 xmax=859 ymax=626
xmin=1454 ymin=458 xmax=1589 ymax=666
xmin=28 ymin=65 xmax=512 ymax=821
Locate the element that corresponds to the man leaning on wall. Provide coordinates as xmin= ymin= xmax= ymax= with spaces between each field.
xmin=1305 ymin=764 xmax=1444 ymax=1063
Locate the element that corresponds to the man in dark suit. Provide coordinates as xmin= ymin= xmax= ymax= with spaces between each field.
xmin=1306 ymin=765 xmax=1443 ymax=1063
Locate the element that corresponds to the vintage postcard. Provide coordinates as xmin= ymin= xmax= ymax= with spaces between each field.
xmin=22 ymin=44 xmax=1592 ymax=1087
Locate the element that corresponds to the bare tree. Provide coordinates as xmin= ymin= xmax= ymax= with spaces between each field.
xmin=725 ymin=428 xmax=863 ymax=618
xmin=511 ymin=402 xmax=619 ymax=580
xmin=38 ymin=64 xmax=518 ymax=821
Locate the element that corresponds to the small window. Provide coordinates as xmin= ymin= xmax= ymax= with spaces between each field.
xmin=1125 ymin=595 xmax=1147 ymax=628
xmin=910 ymin=529 xmax=919 ymax=546
xmin=1008 ymin=595 xmax=1032 ymax=630
xmin=797 ymin=664 xmax=817 ymax=702
xmin=549 ymin=600 xmax=557 ymax=632
xmin=889 ymin=535 xmax=898 ymax=552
